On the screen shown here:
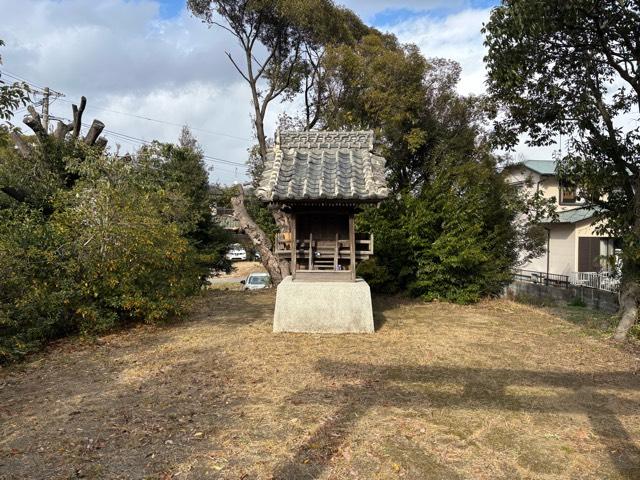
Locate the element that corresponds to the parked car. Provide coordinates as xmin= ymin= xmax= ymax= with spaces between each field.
xmin=241 ymin=272 xmax=271 ymax=290
xmin=225 ymin=244 xmax=247 ymax=261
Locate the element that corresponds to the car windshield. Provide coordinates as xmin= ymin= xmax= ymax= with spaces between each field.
xmin=248 ymin=276 xmax=269 ymax=285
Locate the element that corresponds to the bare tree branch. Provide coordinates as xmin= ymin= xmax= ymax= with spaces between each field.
xmin=84 ymin=119 xmax=105 ymax=146
xmin=225 ymin=51 xmax=251 ymax=83
xmin=23 ymin=105 xmax=48 ymax=142
xmin=53 ymin=120 xmax=72 ymax=141
xmin=211 ymin=20 xmax=240 ymax=38
xmin=230 ymin=184 xmax=289 ymax=284
xmin=72 ymin=96 xmax=87 ymax=139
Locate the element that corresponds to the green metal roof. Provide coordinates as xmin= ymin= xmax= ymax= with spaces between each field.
xmin=543 ymin=207 xmax=598 ymax=224
xmin=521 ymin=160 xmax=557 ymax=175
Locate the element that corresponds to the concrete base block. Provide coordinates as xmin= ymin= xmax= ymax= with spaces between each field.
xmin=273 ymin=276 xmax=374 ymax=333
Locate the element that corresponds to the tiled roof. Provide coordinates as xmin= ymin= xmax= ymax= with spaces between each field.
xmin=256 ymin=130 xmax=389 ymax=202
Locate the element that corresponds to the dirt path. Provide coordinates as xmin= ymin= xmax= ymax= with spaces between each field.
xmin=1 ymin=292 xmax=639 ymax=479
xmin=208 ymin=262 xmax=267 ymax=289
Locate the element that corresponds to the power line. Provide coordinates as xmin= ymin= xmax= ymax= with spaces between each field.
xmin=2 ymin=68 xmax=250 ymax=171
xmin=50 ymin=115 xmax=248 ymax=172
xmin=56 ymin=97 xmax=252 ymax=142
xmin=0 ymin=70 xmax=45 ymax=90
xmin=99 ymin=127 xmax=248 ymax=168
xmin=1 ymin=69 xmax=252 ymax=143
xmin=0 ymin=69 xmax=64 ymax=97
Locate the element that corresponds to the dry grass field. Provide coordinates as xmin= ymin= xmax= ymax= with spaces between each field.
xmin=1 ymin=290 xmax=639 ymax=479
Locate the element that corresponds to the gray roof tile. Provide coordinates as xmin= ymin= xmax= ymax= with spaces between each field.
xmin=257 ymin=130 xmax=389 ymax=202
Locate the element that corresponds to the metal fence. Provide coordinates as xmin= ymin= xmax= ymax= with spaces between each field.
xmin=569 ymin=272 xmax=620 ymax=293
xmin=513 ymin=269 xmax=570 ymax=288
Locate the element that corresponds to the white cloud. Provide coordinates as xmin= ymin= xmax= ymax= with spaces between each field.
xmin=1 ymin=0 xmax=243 ymax=94
xmin=0 ymin=0 xmax=564 ymax=184
xmin=1 ymin=0 xmax=264 ymax=183
xmin=385 ymin=8 xmax=491 ymax=96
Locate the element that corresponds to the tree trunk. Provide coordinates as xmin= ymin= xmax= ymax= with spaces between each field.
xmin=615 ymin=275 xmax=639 ymax=340
xmin=271 ymin=207 xmax=290 ymax=232
xmin=614 ymin=175 xmax=640 ymax=340
xmin=231 ymin=185 xmax=289 ymax=285
xmin=254 ymin=113 xmax=268 ymax=160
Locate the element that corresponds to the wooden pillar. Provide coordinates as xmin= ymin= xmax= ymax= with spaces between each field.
xmin=308 ymin=233 xmax=314 ymax=271
xmin=333 ymin=232 xmax=339 ymax=270
xmin=291 ymin=214 xmax=297 ymax=280
xmin=349 ymin=213 xmax=356 ymax=281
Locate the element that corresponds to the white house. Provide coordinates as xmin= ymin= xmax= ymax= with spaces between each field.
xmin=503 ymin=160 xmax=620 ymax=278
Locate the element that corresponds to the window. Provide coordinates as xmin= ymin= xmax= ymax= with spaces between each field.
xmin=559 ymin=183 xmax=578 ymax=204
xmin=578 ymin=237 xmax=601 ymax=272
xmin=248 ymin=276 xmax=269 ymax=285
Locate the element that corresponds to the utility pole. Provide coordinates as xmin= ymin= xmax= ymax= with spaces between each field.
xmin=42 ymin=87 xmax=50 ymax=133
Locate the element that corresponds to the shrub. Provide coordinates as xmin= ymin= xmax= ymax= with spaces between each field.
xmin=357 ymin=258 xmax=394 ymax=292
xmin=358 ymin=156 xmax=521 ymax=304
xmin=0 ymin=133 xmax=229 ymax=363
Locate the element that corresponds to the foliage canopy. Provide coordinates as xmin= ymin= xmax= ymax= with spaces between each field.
xmin=0 ymin=118 xmax=230 ymax=362
xmin=484 ymin=0 xmax=640 ymax=337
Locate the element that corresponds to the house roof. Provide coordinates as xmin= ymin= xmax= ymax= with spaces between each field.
xmin=256 ymin=130 xmax=389 ymax=203
xmin=543 ymin=207 xmax=598 ymax=224
xmin=505 ymin=159 xmax=557 ymax=176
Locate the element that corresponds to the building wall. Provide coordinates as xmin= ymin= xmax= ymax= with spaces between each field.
xmin=503 ymin=167 xmax=588 ymax=212
xmin=522 ymin=223 xmax=577 ymax=276
xmin=506 ymin=166 xmax=613 ymax=276
xmin=504 ymin=167 xmax=540 ymax=186
xmin=523 ymin=220 xmax=617 ymax=275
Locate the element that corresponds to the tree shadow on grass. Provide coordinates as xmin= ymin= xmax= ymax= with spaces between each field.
xmin=0 ymin=332 xmax=245 ymax=479
xmin=371 ymin=294 xmax=409 ymax=331
xmin=273 ymin=360 xmax=640 ymax=479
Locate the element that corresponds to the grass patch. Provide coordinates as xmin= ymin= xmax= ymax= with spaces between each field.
xmin=0 ymin=292 xmax=638 ymax=479
xmin=568 ymin=296 xmax=587 ymax=307
xmin=550 ymin=305 xmax=620 ymax=337
xmin=512 ymin=292 xmax=556 ymax=308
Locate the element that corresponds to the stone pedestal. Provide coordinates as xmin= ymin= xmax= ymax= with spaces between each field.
xmin=273 ymin=276 xmax=374 ymax=333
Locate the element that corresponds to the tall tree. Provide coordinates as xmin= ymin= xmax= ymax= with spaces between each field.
xmin=483 ymin=0 xmax=640 ymax=339
xmin=136 ymin=127 xmax=233 ymax=279
xmin=322 ymin=33 xmax=486 ymax=192
xmin=319 ymin=33 xmax=534 ymax=301
xmin=187 ymin=0 xmax=369 ymax=283
xmin=188 ymin=0 xmax=368 ymax=156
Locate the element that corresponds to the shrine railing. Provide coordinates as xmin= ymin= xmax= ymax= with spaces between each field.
xmin=274 ymin=233 xmax=374 ymax=260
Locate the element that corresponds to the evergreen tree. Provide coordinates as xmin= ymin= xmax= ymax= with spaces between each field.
xmin=321 ymin=32 xmax=533 ymax=302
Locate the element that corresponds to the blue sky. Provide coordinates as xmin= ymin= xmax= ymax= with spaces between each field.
xmin=156 ymin=0 xmax=184 ymax=18
xmin=153 ymin=0 xmax=501 ymax=23
xmin=370 ymin=1 xmax=499 ymax=25
xmin=2 ymin=0 xmax=549 ymax=184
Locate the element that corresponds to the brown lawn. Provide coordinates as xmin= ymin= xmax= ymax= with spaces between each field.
xmin=1 ymin=291 xmax=639 ymax=479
